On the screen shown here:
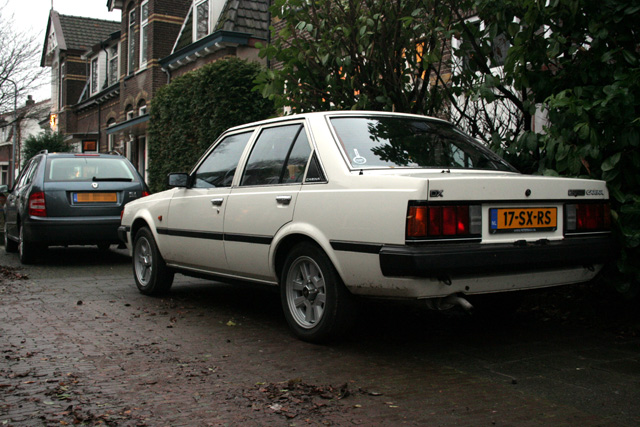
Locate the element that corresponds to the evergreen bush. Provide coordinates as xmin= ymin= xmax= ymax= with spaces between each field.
xmin=147 ymin=58 xmax=274 ymax=192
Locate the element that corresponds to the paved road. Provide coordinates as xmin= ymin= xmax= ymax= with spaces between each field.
xmin=1 ymin=246 xmax=639 ymax=426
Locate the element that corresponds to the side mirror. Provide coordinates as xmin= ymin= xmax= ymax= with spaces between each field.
xmin=0 ymin=185 xmax=8 ymax=194
xmin=167 ymin=173 xmax=189 ymax=188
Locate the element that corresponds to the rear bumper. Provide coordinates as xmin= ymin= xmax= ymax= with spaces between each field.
xmin=24 ymin=216 xmax=121 ymax=245
xmin=379 ymin=234 xmax=617 ymax=277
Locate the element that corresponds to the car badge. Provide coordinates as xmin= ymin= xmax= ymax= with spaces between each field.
xmin=92 ymin=182 xmax=99 ymax=189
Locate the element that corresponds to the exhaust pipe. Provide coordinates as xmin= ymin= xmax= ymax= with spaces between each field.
xmin=425 ymin=294 xmax=474 ymax=313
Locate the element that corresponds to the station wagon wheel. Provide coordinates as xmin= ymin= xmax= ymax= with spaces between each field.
xmin=133 ymin=227 xmax=174 ymax=295
xmin=281 ymin=242 xmax=356 ymax=343
xmin=4 ymin=222 xmax=17 ymax=253
xmin=18 ymin=226 xmax=39 ymax=264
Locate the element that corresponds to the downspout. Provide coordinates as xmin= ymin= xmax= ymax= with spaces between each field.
xmin=266 ymin=0 xmax=272 ymax=70
xmin=163 ymin=66 xmax=171 ymax=85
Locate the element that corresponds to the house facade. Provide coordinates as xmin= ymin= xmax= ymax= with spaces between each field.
xmin=0 ymin=96 xmax=52 ymax=187
xmin=40 ymin=0 xmax=269 ymax=183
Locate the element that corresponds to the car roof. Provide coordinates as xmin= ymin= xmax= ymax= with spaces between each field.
xmin=223 ymin=110 xmax=453 ymax=134
xmin=40 ymin=152 xmax=125 ymax=159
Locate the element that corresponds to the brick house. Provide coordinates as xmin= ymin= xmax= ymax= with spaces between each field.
xmin=40 ymin=1 xmax=269 ymax=183
xmin=0 ymin=96 xmax=51 ymax=186
xmin=40 ymin=11 xmax=121 ymax=151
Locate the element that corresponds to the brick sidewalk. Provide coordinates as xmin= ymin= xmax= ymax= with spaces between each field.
xmin=1 ymin=247 xmax=639 ymax=426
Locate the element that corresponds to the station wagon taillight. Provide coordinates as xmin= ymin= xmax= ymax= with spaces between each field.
xmin=565 ymin=203 xmax=611 ymax=232
xmin=29 ymin=192 xmax=47 ymax=217
xmin=407 ymin=204 xmax=481 ymax=239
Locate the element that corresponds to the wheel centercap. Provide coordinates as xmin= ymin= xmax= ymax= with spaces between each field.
xmin=302 ymin=282 xmax=319 ymax=301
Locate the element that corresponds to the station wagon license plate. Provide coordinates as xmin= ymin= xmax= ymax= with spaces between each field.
xmin=73 ymin=192 xmax=117 ymax=203
xmin=490 ymin=207 xmax=557 ymax=233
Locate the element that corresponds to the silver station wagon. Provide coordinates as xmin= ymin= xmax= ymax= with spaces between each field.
xmin=119 ymin=111 xmax=615 ymax=342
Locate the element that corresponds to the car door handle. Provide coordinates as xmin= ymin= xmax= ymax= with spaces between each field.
xmin=211 ymin=198 xmax=224 ymax=206
xmin=276 ymin=195 xmax=292 ymax=205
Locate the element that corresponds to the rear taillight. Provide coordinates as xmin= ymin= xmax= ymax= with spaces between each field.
xmin=29 ymin=192 xmax=47 ymax=217
xmin=142 ymin=190 xmax=150 ymax=197
xmin=407 ymin=204 xmax=481 ymax=239
xmin=565 ymin=203 xmax=611 ymax=232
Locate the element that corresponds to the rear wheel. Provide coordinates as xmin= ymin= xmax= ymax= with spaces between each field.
xmin=133 ymin=227 xmax=174 ymax=295
xmin=4 ymin=222 xmax=17 ymax=253
xmin=18 ymin=226 xmax=39 ymax=264
xmin=281 ymin=242 xmax=356 ymax=343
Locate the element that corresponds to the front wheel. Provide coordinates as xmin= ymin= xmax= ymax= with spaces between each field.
xmin=133 ymin=227 xmax=174 ymax=295
xmin=281 ymin=242 xmax=356 ymax=343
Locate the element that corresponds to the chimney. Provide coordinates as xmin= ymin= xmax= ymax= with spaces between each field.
xmin=25 ymin=95 xmax=35 ymax=107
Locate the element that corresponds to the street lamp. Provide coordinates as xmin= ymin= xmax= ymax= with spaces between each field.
xmin=3 ymin=77 xmax=18 ymax=187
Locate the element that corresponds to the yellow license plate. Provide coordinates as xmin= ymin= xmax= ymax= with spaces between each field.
xmin=74 ymin=192 xmax=117 ymax=203
xmin=490 ymin=207 xmax=557 ymax=233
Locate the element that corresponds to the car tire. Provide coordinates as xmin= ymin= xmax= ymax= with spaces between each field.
xmin=18 ymin=226 xmax=39 ymax=264
xmin=281 ymin=242 xmax=356 ymax=343
xmin=4 ymin=222 xmax=17 ymax=253
xmin=133 ymin=227 xmax=174 ymax=295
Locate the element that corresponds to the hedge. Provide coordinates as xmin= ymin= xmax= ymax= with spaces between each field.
xmin=147 ymin=58 xmax=274 ymax=192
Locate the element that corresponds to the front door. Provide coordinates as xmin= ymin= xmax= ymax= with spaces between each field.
xmin=163 ymin=131 xmax=254 ymax=273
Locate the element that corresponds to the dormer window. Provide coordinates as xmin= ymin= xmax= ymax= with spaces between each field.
xmin=195 ymin=0 xmax=209 ymax=40
xmin=108 ymin=44 xmax=119 ymax=86
xmin=90 ymin=57 xmax=99 ymax=95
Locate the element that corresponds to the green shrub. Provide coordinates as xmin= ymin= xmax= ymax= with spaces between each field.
xmin=147 ymin=58 xmax=275 ymax=192
xmin=21 ymin=131 xmax=70 ymax=167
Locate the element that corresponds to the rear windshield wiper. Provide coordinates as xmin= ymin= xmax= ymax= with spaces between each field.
xmin=92 ymin=177 xmax=133 ymax=182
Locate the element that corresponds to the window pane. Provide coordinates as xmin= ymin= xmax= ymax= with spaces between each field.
xmin=241 ymin=125 xmax=301 ymax=186
xmin=46 ymin=158 xmax=134 ymax=182
xmin=140 ymin=25 xmax=148 ymax=64
xmin=91 ymin=58 xmax=98 ymax=94
xmin=109 ymin=57 xmax=118 ymax=86
xmin=197 ymin=1 xmax=209 ymax=39
xmin=283 ymin=130 xmax=311 ymax=183
xmin=128 ymin=9 xmax=136 ymax=73
xmin=330 ymin=117 xmax=514 ymax=171
xmin=193 ymin=131 xmax=252 ymax=188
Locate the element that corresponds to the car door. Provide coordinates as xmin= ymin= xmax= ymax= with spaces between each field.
xmin=224 ymin=123 xmax=312 ymax=281
xmin=163 ymin=131 xmax=254 ymax=273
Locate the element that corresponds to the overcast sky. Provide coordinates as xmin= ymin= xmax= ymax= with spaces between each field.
xmin=5 ymin=0 xmax=121 ymax=102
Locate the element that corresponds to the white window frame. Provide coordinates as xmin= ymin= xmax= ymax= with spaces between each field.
xmin=107 ymin=120 xmax=117 ymax=152
xmin=140 ymin=0 xmax=149 ymax=68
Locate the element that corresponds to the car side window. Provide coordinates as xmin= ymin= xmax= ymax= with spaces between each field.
xmin=16 ymin=158 xmax=40 ymax=190
xmin=192 ymin=131 xmax=253 ymax=188
xmin=240 ymin=124 xmax=311 ymax=186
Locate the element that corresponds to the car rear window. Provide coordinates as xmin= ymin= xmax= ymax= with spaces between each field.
xmin=46 ymin=157 xmax=135 ymax=182
xmin=330 ymin=116 xmax=514 ymax=171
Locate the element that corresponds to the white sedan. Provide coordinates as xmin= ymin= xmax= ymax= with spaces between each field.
xmin=119 ymin=111 xmax=615 ymax=342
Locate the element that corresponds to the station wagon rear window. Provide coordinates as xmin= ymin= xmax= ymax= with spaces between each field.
xmin=330 ymin=116 xmax=514 ymax=171
xmin=46 ymin=158 xmax=135 ymax=182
